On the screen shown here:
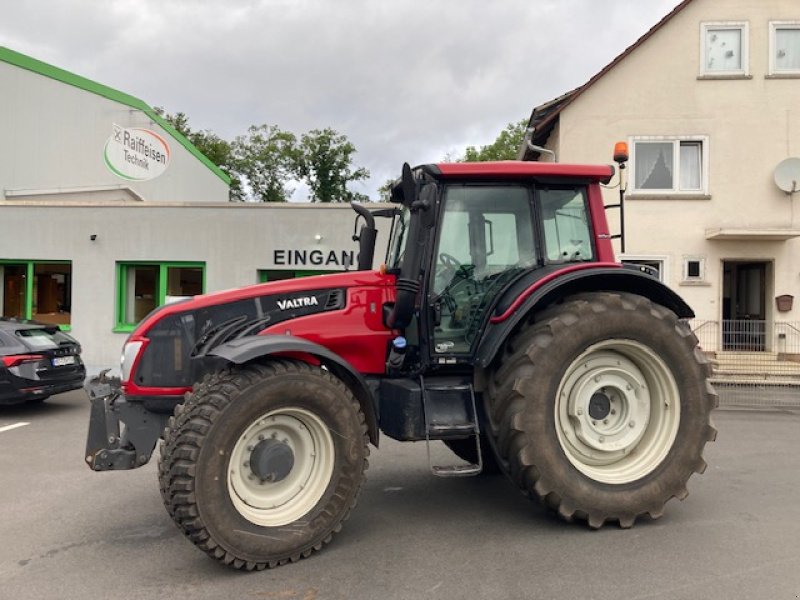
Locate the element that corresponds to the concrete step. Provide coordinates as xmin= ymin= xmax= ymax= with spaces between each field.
xmin=711 ymin=376 xmax=800 ymax=386
xmin=710 ymin=350 xmax=800 ymax=385
xmin=715 ymin=351 xmax=780 ymax=362
xmin=711 ymin=365 xmax=800 ymax=373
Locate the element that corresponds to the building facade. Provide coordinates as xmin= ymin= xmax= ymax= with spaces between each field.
xmin=0 ymin=47 xmax=386 ymax=371
xmin=0 ymin=47 xmax=230 ymax=203
xmin=522 ymin=0 xmax=800 ymax=357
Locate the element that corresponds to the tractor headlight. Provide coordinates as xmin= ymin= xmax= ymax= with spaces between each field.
xmin=120 ymin=340 xmax=144 ymax=383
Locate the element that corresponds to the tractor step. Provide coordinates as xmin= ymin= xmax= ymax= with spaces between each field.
xmin=427 ymin=423 xmax=475 ymax=437
xmin=431 ymin=463 xmax=482 ymax=477
xmin=420 ymin=376 xmax=482 ymax=477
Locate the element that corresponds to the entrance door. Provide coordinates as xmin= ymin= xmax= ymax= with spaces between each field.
xmin=722 ymin=261 xmax=767 ymax=351
xmin=2 ymin=264 xmax=27 ymax=319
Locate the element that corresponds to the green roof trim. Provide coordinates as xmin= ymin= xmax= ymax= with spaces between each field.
xmin=0 ymin=46 xmax=231 ymax=186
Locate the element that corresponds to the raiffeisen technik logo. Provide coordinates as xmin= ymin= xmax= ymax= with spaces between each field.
xmin=104 ymin=124 xmax=171 ymax=181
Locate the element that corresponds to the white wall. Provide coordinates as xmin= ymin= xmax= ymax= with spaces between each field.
xmin=0 ymin=202 xmax=389 ymax=369
xmin=0 ymin=61 xmax=229 ymax=203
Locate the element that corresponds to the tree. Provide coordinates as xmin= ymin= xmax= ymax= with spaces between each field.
xmin=152 ymin=109 xmax=369 ymax=203
xmin=377 ymin=178 xmax=395 ymax=202
xmin=293 ymin=128 xmax=369 ymax=203
xmin=232 ymin=124 xmax=298 ymax=202
xmin=154 ymin=108 xmax=244 ymax=201
xmin=461 ymin=118 xmax=528 ymax=162
xmin=191 ymin=129 xmax=244 ymax=201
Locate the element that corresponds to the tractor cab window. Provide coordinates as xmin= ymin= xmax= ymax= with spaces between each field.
xmin=431 ymin=185 xmax=535 ymax=355
xmin=539 ymin=187 xmax=594 ymax=263
xmin=386 ymin=206 xmax=411 ymax=271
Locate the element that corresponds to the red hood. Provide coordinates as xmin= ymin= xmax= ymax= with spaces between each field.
xmin=135 ymin=270 xmax=394 ymax=335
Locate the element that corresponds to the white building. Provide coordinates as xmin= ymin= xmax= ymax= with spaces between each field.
xmin=0 ymin=47 xmax=383 ymax=370
xmin=521 ymin=0 xmax=800 ymax=357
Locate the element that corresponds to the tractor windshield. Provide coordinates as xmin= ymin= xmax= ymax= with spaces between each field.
xmin=386 ymin=206 xmax=411 ymax=270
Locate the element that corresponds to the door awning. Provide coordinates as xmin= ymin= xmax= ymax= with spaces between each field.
xmin=705 ymin=228 xmax=800 ymax=241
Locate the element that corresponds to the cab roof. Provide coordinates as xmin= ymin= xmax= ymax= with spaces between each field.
xmin=428 ymin=161 xmax=614 ymax=183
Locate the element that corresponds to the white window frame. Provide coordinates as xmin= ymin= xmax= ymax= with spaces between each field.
xmin=682 ymin=256 xmax=706 ymax=283
xmin=628 ymin=135 xmax=710 ymax=196
xmin=619 ymin=255 xmax=670 ymax=283
xmin=700 ymin=21 xmax=750 ymax=77
xmin=769 ymin=21 xmax=800 ymax=76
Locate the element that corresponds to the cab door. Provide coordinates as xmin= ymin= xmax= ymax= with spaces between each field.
xmin=427 ymin=183 xmax=537 ymax=359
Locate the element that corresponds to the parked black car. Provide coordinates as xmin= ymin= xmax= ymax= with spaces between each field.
xmin=0 ymin=318 xmax=85 ymax=405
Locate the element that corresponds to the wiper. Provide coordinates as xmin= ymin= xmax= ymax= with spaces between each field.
xmin=233 ymin=316 xmax=274 ymax=339
xmin=191 ymin=316 xmax=248 ymax=356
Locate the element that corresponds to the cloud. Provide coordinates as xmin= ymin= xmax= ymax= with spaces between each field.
xmin=0 ymin=0 xmax=679 ymax=199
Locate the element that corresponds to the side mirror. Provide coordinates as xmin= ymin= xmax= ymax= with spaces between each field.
xmin=401 ymin=163 xmax=416 ymax=207
xmin=350 ymin=202 xmax=377 ymax=271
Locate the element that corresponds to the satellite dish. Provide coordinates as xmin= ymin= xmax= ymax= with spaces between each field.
xmin=774 ymin=157 xmax=800 ymax=194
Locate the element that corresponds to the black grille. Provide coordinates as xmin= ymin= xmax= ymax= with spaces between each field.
xmin=136 ymin=288 xmax=347 ymax=388
xmin=325 ymin=289 xmax=345 ymax=310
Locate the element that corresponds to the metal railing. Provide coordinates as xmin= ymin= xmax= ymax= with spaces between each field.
xmin=688 ymin=319 xmax=800 ymax=409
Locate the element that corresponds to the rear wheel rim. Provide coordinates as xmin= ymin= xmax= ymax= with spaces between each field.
xmin=228 ymin=407 xmax=334 ymax=527
xmin=555 ymin=340 xmax=681 ymax=484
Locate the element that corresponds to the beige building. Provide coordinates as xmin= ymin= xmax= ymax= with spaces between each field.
xmin=522 ymin=0 xmax=800 ymax=357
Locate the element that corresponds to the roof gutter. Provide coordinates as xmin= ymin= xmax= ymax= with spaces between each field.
xmin=518 ymin=126 xmax=557 ymax=162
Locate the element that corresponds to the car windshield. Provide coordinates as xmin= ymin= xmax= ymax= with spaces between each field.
xmin=15 ymin=328 xmax=76 ymax=350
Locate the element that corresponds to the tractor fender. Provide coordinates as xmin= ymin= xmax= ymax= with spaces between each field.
xmin=208 ymin=335 xmax=379 ymax=446
xmin=475 ymin=267 xmax=695 ymax=369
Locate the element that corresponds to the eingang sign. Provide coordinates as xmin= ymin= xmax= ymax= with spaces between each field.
xmin=104 ymin=124 xmax=170 ymax=181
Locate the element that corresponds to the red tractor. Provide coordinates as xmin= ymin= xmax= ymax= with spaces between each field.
xmin=85 ymin=160 xmax=716 ymax=570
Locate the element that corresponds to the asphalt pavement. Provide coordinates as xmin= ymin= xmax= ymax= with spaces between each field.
xmin=0 ymin=390 xmax=799 ymax=600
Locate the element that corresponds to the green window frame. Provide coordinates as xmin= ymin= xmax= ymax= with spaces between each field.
xmin=115 ymin=261 xmax=205 ymax=332
xmin=0 ymin=259 xmax=73 ymax=330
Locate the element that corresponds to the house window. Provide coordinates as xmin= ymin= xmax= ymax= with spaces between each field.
xmin=621 ymin=257 xmax=667 ymax=282
xmin=770 ymin=22 xmax=800 ymax=75
xmin=630 ymin=137 xmax=708 ymax=194
xmin=0 ymin=261 xmax=72 ymax=329
xmin=682 ymin=257 xmax=706 ymax=283
xmin=701 ymin=22 xmax=749 ymax=76
xmin=116 ymin=262 xmax=204 ymax=330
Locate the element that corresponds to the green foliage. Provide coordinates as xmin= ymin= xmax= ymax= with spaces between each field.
xmin=155 ymin=107 xmax=244 ymax=201
xmin=293 ymin=128 xmax=370 ymax=203
xmin=232 ymin=125 xmax=297 ymax=203
xmin=461 ymin=119 xmax=528 ymax=162
xmin=153 ymin=108 xmax=370 ymax=202
xmin=377 ymin=178 xmax=395 ymax=202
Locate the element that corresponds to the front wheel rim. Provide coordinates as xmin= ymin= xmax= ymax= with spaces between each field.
xmin=228 ymin=407 xmax=334 ymax=527
xmin=555 ymin=340 xmax=681 ymax=484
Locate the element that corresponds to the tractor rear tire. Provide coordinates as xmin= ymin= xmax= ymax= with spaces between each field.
xmin=486 ymin=292 xmax=717 ymax=528
xmin=158 ymin=359 xmax=369 ymax=570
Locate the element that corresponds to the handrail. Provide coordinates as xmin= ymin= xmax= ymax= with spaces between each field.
xmin=690 ymin=320 xmax=716 ymax=334
xmin=775 ymin=321 xmax=800 ymax=336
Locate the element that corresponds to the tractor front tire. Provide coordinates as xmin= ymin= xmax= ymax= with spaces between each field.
xmin=158 ymin=360 xmax=369 ymax=570
xmin=487 ymin=292 xmax=717 ymax=528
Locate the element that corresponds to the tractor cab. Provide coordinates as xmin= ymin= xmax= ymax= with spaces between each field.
xmin=369 ymin=162 xmax=617 ymax=369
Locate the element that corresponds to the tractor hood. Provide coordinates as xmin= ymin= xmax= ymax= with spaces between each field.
xmin=124 ymin=271 xmax=394 ymax=392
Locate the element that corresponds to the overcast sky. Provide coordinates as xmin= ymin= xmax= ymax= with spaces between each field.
xmin=2 ymin=0 xmax=678 ymax=200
